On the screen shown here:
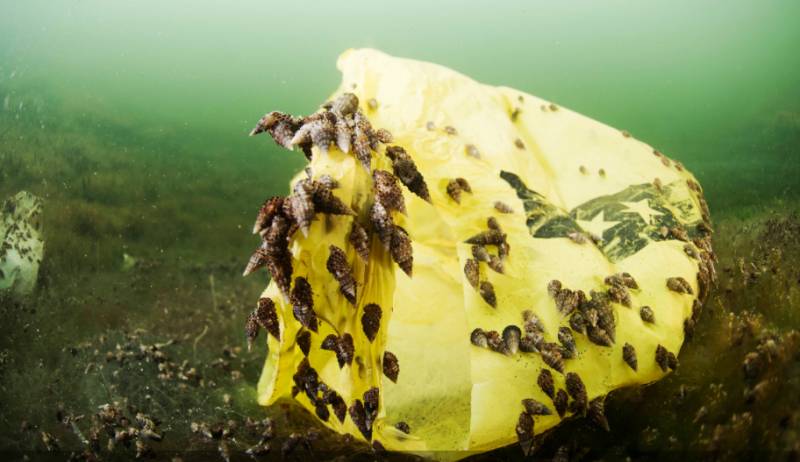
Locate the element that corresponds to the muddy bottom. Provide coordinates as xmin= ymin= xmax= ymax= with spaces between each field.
xmin=1 ymin=87 xmax=799 ymax=461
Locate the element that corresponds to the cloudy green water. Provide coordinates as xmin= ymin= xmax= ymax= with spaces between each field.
xmin=2 ymin=0 xmax=799 ymax=210
xmin=1 ymin=1 xmax=799 ymax=458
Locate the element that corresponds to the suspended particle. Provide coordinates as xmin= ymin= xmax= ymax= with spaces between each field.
xmin=537 ymin=369 xmax=555 ymax=399
xmin=395 ymin=422 xmax=410 ymax=434
xmin=361 ymin=303 xmax=383 ymax=342
xmin=455 ymin=178 xmax=472 ymax=193
xmin=444 ymin=125 xmax=457 ymax=135
xmin=640 ymin=306 xmax=655 ymax=324
xmin=367 ymin=98 xmax=378 ymax=111
xmin=494 ymin=201 xmax=514 ymax=214
xmin=522 ymin=398 xmax=552 ymax=416
xmin=598 ymin=168 xmax=606 ymax=178
xmin=503 ymin=325 xmax=522 ymax=355
xmin=579 ymin=165 xmax=588 ymax=175
xmin=479 ymin=281 xmax=497 ymax=308
xmin=383 ymin=351 xmax=400 ymax=383
xmin=425 ymin=121 xmax=435 ymax=131
xmin=349 ymin=221 xmax=370 ymax=262
xmin=296 ymin=331 xmax=311 ymax=356
xmin=588 ymin=396 xmax=610 ymax=432
xmin=510 ymin=107 xmax=521 ymax=121
xmin=464 ymin=258 xmax=480 ymax=289
xmin=565 ymin=372 xmax=587 ymax=414
xmin=487 ymin=216 xmax=501 ymax=231
xmin=621 ymin=130 xmax=631 ymax=138
xmin=549 ymin=103 xmax=559 ymax=112
xmin=290 ymin=277 xmax=318 ymax=332
xmin=514 ymin=138 xmax=525 ymax=150
xmin=327 ymin=245 xmax=357 ymax=305
xmin=622 ymin=343 xmax=638 ymax=371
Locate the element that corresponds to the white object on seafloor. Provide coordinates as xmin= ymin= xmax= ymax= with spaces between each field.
xmin=0 ymin=191 xmax=44 ymax=296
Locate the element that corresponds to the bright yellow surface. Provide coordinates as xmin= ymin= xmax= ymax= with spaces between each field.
xmin=256 ymin=49 xmax=707 ymax=458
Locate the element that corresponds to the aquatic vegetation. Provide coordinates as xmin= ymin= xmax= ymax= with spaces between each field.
xmin=245 ymin=49 xmax=714 ymax=456
xmin=0 ymin=39 xmax=796 ymax=462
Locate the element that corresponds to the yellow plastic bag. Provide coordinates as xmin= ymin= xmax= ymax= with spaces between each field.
xmin=246 ymin=48 xmax=715 ymax=458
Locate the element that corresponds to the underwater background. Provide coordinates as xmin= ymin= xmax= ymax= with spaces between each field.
xmin=1 ymin=0 xmax=798 ymax=460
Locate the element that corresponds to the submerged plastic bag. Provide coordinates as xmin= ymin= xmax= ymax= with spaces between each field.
xmin=244 ymin=49 xmax=715 ymax=458
xmin=0 ymin=191 xmax=44 ymax=296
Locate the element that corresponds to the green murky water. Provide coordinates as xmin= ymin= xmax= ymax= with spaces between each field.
xmin=1 ymin=1 xmax=798 ymax=460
